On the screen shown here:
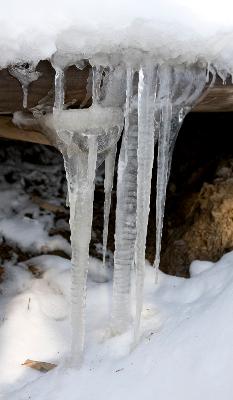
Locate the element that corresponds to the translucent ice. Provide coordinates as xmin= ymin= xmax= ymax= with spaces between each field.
xmin=134 ymin=62 xmax=158 ymax=342
xmin=8 ymin=63 xmax=41 ymax=108
xmin=111 ymin=66 xmax=138 ymax=334
xmin=12 ymin=54 xmax=211 ymax=360
xmin=102 ymin=145 xmax=117 ymax=266
xmin=49 ymin=60 xmax=124 ymax=365
xmin=154 ymin=64 xmax=207 ymax=280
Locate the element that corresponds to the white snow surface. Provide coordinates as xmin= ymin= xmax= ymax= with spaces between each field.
xmin=1 ymin=0 xmax=233 ymax=67
xmin=0 ymin=251 xmax=233 ymax=399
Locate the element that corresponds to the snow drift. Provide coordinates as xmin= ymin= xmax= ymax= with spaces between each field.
xmin=0 ymin=0 xmax=233 ymax=67
xmin=0 ymin=253 xmax=232 ymax=399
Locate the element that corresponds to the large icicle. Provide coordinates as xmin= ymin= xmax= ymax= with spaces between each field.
xmin=51 ymin=61 xmax=99 ymax=366
xmin=65 ymin=137 xmax=98 ymax=366
xmin=111 ymin=66 xmax=138 ymax=334
xmin=134 ymin=63 xmax=158 ymax=343
xmin=47 ymin=59 xmax=124 ymax=365
xmin=154 ymin=64 xmax=207 ymax=279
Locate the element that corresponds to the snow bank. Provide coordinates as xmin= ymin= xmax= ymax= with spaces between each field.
xmin=1 ymin=0 xmax=233 ymax=67
xmin=0 ymin=252 xmax=232 ymax=399
xmin=0 ymin=185 xmax=71 ymax=256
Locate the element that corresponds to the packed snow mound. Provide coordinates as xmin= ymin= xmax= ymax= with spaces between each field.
xmin=1 ymin=252 xmax=233 ymax=399
xmin=1 ymin=0 xmax=233 ymax=67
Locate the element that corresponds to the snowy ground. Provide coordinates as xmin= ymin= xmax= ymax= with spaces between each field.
xmin=0 ymin=141 xmax=232 ymax=400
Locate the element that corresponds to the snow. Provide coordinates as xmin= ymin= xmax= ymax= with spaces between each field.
xmin=0 ymin=252 xmax=233 ymax=399
xmin=0 ymin=186 xmax=71 ymax=256
xmin=1 ymin=0 xmax=233 ymax=67
xmin=1 ymin=0 xmax=233 ymax=392
xmin=0 ymin=217 xmax=70 ymax=255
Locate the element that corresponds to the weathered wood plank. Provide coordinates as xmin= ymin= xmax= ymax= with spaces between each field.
xmin=0 ymin=61 xmax=232 ymax=113
xmin=0 ymin=61 xmax=90 ymax=113
xmin=0 ymin=116 xmax=50 ymax=145
xmin=0 ymin=63 xmax=233 ymax=146
xmin=194 ymin=86 xmax=233 ymax=112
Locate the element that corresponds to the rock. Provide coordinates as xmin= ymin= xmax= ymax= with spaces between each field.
xmin=159 ymin=160 xmax=233 ymax=277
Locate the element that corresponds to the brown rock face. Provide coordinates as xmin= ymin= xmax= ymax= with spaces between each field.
xmin=159 ymin=161 xmax=233 ymax=277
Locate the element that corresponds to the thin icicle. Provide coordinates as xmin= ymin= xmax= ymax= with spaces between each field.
xmin=111 ymin=66 xmax=137 ymax=334
xmin=66 ymin=188 xmax=70 ymax=207
xmin=103 ymin=145 xmax=117 ymax=266
xmin=54 ymin=67 xmax=65 ymax=110
xmin=22 ymin=85 xmax=28 ymax=109
xmin=154 ymin=100 xmax=173 ymax=279
xmin=134 ymin=63 xmax=157 ymax=344
xmin=92 ymin=65 xmax=104 ymax=104
xmin=8 ymin=63 xmax=40 ymax=109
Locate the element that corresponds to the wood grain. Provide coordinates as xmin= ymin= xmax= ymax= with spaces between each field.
xmin=0 ymin=61 xmax=233 ymax=113
xmin=0 ymin=61 xmax=90 ymax=113
xmin=0 ymin=115 xmax=51 ymax=145
xmin=0 ymin=62 xmax=233 ymax=145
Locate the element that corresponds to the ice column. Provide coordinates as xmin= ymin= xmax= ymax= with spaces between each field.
xmin=111 ymin=66 xmax=138 ymax=334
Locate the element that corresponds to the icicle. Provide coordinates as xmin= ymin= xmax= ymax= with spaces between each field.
xmin=54 ymin=66 xmax=65 ymax=110
xmin=80 ymin=67 xmax=92 ymax=109
xmin=92 ymin=65 xmax=104 ymax=104
xmin=154 ymin=99 xmax=173 ymax=280
xmin=22 ymin=86 xmax=28 ymax=109
xmin=134 ymin=63 xmax=157 ymax=343
xmin=52 ymin=59 xmax=99 ymax=366
xmin=102 ymin=145 xmax=117 ymax=266
xmin=47 ymin=59 xmax=124 ymax=365
xmin=111 ymin=66 xmax=138 ymax=334
xmin=8 ymin=63 xmax=40 ymax=109
xmin=66 ymin=189 xmax=70 ymax=207
xmin=154 ymin=64 xmax=208 ymax=281
xmin=68 ymin=136 xmax=98 ymax=366
xmin=206 ymin=62 xmax=210 ymax=83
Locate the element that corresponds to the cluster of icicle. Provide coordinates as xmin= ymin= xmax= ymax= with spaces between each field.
xmin=10 ymin=54 xmax=214 ymax=367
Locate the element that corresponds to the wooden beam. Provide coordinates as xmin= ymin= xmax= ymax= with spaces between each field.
xmin=0 ymin=61 xmax=232 ymax=113
xmin=0 ymin=63 xmax=233 ymax=146
xmin=0 ymin=115 xmax=50 ymax=145
xmin=194 ymin=85 xmax=233 ymax=112
xmin=0 ymin=61 xmax=90 ymax=113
